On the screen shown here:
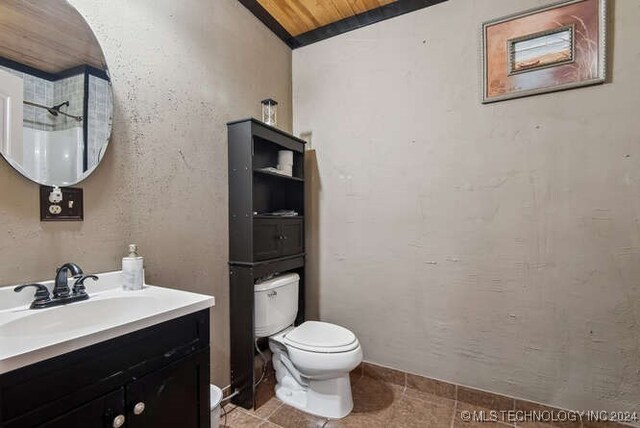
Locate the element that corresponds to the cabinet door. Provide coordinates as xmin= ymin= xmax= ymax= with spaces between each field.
xmin=280 ymin=219 xmax=304 ymax=257
xmin=38 ymin=388 xmax=125 ymax=428
xmin=126 ymin=350 xmax=210 ymax=428
xmin=253 ymin=218 xmax=282 ymax=261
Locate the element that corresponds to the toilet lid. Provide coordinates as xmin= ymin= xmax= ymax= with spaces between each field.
xmin=284 ymin=321 xmax=358 ymax=353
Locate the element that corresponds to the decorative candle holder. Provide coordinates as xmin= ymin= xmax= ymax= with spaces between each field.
xmin=261 ymin=98 xmax=278 ymax=127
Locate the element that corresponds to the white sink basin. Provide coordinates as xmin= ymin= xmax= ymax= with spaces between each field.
xmin=0 ymin=296 xmax=162 ymax=338
xmin=0 ymin=271 xmax=214 ymax=374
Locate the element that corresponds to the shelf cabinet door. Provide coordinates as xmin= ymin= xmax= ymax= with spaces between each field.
xmin=254 ymin=218 xmax=283 ymax=261
xmin=254 ymin=218 xmax=304 ymax=261
xmin=280 ymin=219 xmax=304 ymax=257
xmin=38 ymin=388 xmax=125 ymax=428
xmin=126 ymin=351 xmax=210 ymax=428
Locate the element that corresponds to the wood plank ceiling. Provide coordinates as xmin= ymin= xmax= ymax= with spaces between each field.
xmin=257 ymin=0 xmax=396 ymax=36
xmin=240 ymin=0 xmax=447 ymax=48
xmin=0 ymin=0 xmax=106 ymax=74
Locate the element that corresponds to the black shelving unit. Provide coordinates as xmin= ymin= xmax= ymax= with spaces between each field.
xmin=253 ymin=168 xmax=305 ymax=182
xmin=227 ymin=118 xmax=306 ymax=409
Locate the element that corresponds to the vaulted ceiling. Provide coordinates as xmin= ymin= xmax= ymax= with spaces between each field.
xmin=239 ymin=0 xmax=447 ymax=48
xmin=257 ymin=0 xmax=396 ymax=36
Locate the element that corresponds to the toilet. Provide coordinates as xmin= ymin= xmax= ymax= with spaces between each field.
xmin=254 ymin=273 xmax=362 ymax=419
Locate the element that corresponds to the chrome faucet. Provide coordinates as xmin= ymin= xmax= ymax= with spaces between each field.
xmin=14 ymin=263 xmax=98 ymax=309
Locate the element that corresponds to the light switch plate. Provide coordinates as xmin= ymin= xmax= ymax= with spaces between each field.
xmin=40 ymin=186 xmax=84 ymax=221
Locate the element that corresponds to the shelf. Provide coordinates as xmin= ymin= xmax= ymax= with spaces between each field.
xmin=227 ymin=118 xmax=307 ymax=146
xmin=254 ymin=215 xmax=304 ymax=219
xmin=229 ymin=253 xmax=306 ymax=267
xmin=253 ymin=169 xmax=304 ymax=182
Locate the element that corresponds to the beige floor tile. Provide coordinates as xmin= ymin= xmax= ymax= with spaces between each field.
xmin=221 ymin=408 xmax=266 ymax=428
xmin=351 ymin=373 xmax=405 ymax=409
xmin=261 ymin=363 xmax=463 ymax=428
xmin=251 ymin=396 xmax=284 ymax=420
xmin=326 ymin=374 xmax=403 ymax=427
xmin=258 ymin=421 xmax=283 ymax=428
xmin=405 ymin=385 xmax=456 ymax=408
xmin=326 ymin=412 xmax=391 ymax=428
xmin=268 ymin=404 xmax=329 ymax=428
xmin=387 ymin=395 xmax=455 ymax=428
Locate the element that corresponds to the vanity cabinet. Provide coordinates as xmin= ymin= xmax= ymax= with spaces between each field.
xmin=0 ymin=310 xmax=210 ymax=428
xmin=39 ymin=389 xmax=125 ymax=428
xmin=124 ymin=350 xmax=208 ymax=428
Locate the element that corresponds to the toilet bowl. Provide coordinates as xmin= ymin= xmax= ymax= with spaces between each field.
xmin=269 ymin=322 xmax=362 ymax=418
xmin=254 ymin=274 xmax=363 ymax=419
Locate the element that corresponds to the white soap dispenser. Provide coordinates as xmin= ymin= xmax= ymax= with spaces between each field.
xmin=122 ymin=244 xmax=144 ymax=290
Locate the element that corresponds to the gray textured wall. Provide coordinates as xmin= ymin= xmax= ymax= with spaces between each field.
xmin=0 ymin=0 xmax=292 ymax=386
xmin=294 ymin=0 xmax=640 ymax=412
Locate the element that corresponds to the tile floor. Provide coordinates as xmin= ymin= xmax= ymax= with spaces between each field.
xmin=221 ymin=366 xmax=500 ymax=428
xmin=220 ymin=363 xmax=624 ymax=428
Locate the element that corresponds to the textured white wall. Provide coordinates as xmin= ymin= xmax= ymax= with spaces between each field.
xmin=294 ymin=0 xmax=640 ymax=412
xmin=0 ymin=0 xmax=292 ymax=387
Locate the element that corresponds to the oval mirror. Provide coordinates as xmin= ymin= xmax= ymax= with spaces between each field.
xmin=0 ymin=0 xmax=113 ymax=186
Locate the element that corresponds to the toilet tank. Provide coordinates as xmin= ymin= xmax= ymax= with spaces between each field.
xmin=254 ymin=273 xmax=299 ymax=338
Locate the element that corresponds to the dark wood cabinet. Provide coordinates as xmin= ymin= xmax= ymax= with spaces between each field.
xmin=280 ymin=218 xmax=304 ymax=256
xmin=228 ymin=119 xmax=306 ymax=264
xmin=126 ymin=350 xmax=209 ymax=428
xmin=38 ymin=389 xmax=125 ymax=428
xmin=254 ymin=217 xmax=304 ymax=261
xmin=228 ymin=118 xmax=306 ymax=409
xmin=0 ymin=311 xmax=210 ymax=428
xmin=253 ymin=218 xmax=282 ymax=260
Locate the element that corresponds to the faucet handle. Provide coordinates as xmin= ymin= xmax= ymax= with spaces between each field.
xmin=14 ymin=284 xmax=51 ymax=308
xmin=72 ymin=275 xmax=99 ymax=295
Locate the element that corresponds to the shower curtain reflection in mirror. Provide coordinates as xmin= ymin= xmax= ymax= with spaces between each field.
xmin=0 ymin=65 xmax=112 ymax=186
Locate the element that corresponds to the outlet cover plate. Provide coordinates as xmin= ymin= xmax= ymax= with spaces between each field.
xmin=40 ymin=186 xmax=84 ymax=221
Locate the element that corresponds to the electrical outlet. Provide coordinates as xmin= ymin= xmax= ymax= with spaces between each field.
xmin=49 ymin=187 xmax=63 ymax=203
xmin=40 ymin=186 xmax=84 ymax=221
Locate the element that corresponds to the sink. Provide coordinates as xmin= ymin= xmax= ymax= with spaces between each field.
xmin=0 ymin=296 xmax=163 ymax=338
xmin=0 ymin=271 xmax=215 ymax=374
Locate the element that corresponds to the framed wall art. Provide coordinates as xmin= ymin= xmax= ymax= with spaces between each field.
xmin=482 ymin=0 xmax=607 ymax=103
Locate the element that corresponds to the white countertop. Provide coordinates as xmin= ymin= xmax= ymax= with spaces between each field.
xmin=0 ymin=271 xmax=214 ymax=375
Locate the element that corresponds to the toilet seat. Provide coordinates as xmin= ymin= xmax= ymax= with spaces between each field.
xmin=284 ymin=321 xmax=359 ymax=353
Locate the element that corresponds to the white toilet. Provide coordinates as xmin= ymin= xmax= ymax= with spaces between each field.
xmin=255 ymin=273 xmax=362 ymax=419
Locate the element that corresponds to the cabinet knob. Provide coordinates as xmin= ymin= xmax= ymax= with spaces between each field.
xmin=133 ymin=401 xmax=146 ymax=415
xmin=112 ymin=414 xmax=125 ymax=428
